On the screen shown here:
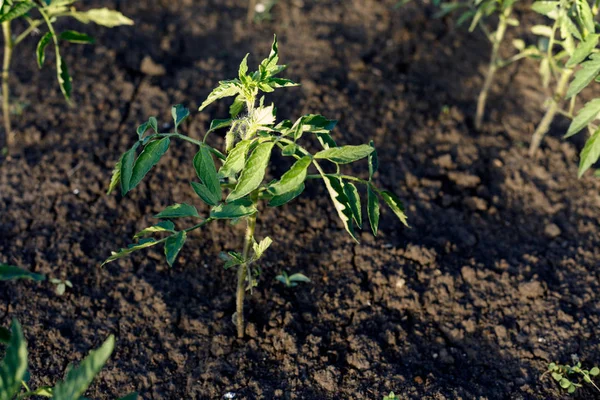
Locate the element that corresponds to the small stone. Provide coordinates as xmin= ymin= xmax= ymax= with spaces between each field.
xmin=544 ymin=223 xmax=561 ymax=239
xmin=140 ymin=56 xmax=166 ymax=76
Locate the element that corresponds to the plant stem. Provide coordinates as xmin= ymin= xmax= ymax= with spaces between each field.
xmin=2 ymin=21 xmax=13 ymax=151
xmin=529 ymin=68 xmax=573 ymax=157
xmin=236 ymin=207 xmax=257 ymax=338
xmin=475 ymin=6 xmax=512 ymax=130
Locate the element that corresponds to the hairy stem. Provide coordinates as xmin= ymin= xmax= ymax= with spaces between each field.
xmin=529 ymin=69 xmax=572 ymax=157
xmin=236 ymin=199 xmax=257 ymax=338
xmin=475 ymin=6 xmax=511 ymax=130
xmin=2 ymin=21 xmax=13 ymax=151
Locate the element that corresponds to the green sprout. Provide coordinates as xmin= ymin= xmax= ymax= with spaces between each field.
xmin=0 ymin=0 xmax=133 ymax=152
xmin=0 ymin=319 xmax=137 ymax=400
xmin=103 ymin=36 xmax=409 ymax=339
xmin=49 ymin=277 xmax=72 ymax=296
xmin=383 ymin=392 xmax=400 ymax=400
xmin=275 ymin=271 xmax=310 ymax=288
xmin=543 ymin=361 xmax=600 ymax=394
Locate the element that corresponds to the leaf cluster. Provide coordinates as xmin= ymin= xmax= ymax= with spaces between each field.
xmin=546 ymin=361 xmax=600 ymax=394
xmin=0 ymin=319 xmax=136 ymax=400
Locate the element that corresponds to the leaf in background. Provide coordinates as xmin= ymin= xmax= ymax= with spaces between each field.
xmin=74 ymin=8 xmax=134 ymax=27
xmin=343 ymin=182 xmax=362 ymax=227
xmin=57 ymin=56 xmax=72 ymax=102
xmin=268 ymin=156 xmax=311 ymax=195
xmin=52 ymin=335 xmax=115 ymax=400
xmin=102 ymin=238 xmax=160 ymax=265
xmin=59 ymin=30 xmax=95 ymax=44
xmin=164 ymin=231 xmax=186 ymax=267
xmin=577 ymin=0 xmax=594 ymax=35
xmin=0 ymin=1 xmax=33 ymax=23
xmin=220 ymin=140 xmax=252 ymax=178
xmin=566 ymin=53 xmax=600 ymax=99
xmin=134 ymin=221 xmax=175 ymax=239
xmin=0 ymin=264 xmax=45 ymax=282
xmin=578 ymin=127 xmax=600 ymax=177
xmin=154 ymin=203 xmax=199 ymax=219
xmin=36 ymin=32 xmax=52 ymax=68
xmin=315 ymin=144 xmax=374 ymax=164
xmin=129 ymin=137 xmax=170 ymax=189
xmin=531 ymin=1 xmax=559 ymax=16
xmin=228 ymin=141 xmax=275 ymax=201
xmin=566 ymin=34 xmax=598 ymax=68
xmin=367 ymin=186 xmax=380 ymax=236
xmin=565 ymin=98 xmax=600 ymax=138
xmin=368 ymin=140 xmax=378 ymax=179
xmin=210 ymin=199 xmax=257 ymax=219
xmin=0 ymin=320 xmax=27 ymax=400
xmin=321 ymin=175 xmax=357 ymax=241
xmin=268 ymin=182 xmax=304 ymax=207
xmin=380 ymin=190 xmax=409 ymax=227
xmin=193 ymin=145 xmax=221 ymax=203
xmin=199 ymin=80 xmax=240 ymax=111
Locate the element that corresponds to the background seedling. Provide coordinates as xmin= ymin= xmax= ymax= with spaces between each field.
xmin=0 ymin=319 xmax=137 ymax=400
xmin=104 ymin=36 xmax=409 ymax=339
xmin=275 ymin=270 xmax=310 ymax=288
xmin=0 ymin=262 xmax=45 ymax=281
xmin=543 ymin=361 xmax=600 ymax=394
xmin=0 ymin=0 xmax=133 ymax=152
xmin=383 ymin=392 xmax=400 ymax=400
xmin=49 ymin=277 xmax=72 ymax=295
xmin=248 ymin=0 xmax=278 ymax=22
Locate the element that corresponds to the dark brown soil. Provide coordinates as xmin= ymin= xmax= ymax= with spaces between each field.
xmin=1 ymin=0 xmax=600 ymax=399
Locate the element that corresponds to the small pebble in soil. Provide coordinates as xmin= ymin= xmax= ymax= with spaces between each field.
xmin=73 ymin=189 xmax=79 ymax=195
xmin=544 ymin=223 xmax=561 ymax=238
xmin=223 ymin=392 xmax=236 ymax=399
xmin=395 ymin=278 xmax=406 ymax=289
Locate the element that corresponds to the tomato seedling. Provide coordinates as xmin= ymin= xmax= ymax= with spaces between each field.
xmin=104 ymin=36 xmax=408 ymax=338
xmin=275 ymin=271 xmax=310 ymax=288
xmin=0 ymin=319 xmax=137 ymax=400
xmin=543 ymin=361 xmax=600 ymax=394
xmin=0 ymin=0 xmax=133 ymax=152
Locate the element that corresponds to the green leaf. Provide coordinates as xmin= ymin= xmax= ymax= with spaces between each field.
xmin=120 ymin=146 xmax=137 ymax=196
xmin=227 ymin=141 xmax=275 ymax=201
xmin=552 ymin=372 xmax=563 ymax=381
xmin=129 ymin=137 xmax=170 ymax=190
xmin=74 ymin=8 xmax=134 ymax=27
xmin=578 ymin=127 xmax=600 ymax=177
xmin=229 ymin=94 xmax=245 ymax=118
xmin=343 ymin=182 xmax=362 ymax=227
xmin=210 ymin=199 xmax=257 ymax=219
xmin=267 ymin=77 xmax=299 ymax=88
xmin=52 ymin=335 xmax=115 ymax=400
xmin=107 ymin=155 xmax=123 ymax=195
xmin=381 ymin=190 xmax=409 ymax=226
xmin=268 ymin=156 xmax=311 ymax=195
xmin=239 ymin=53 xmax=249 ymax=80
xmin=59 ymin=30 xmax=95 ymax=44
xmin=368 ymin=140 xmax=378 ymax=179
xmin=315 ymin=144 xmax=374 ymax=164
xmin=133 ymin=221 xmax=175 ymax=239
xmin=316 ymin=133 xmax=337 ymax=149
xmin=164 ymin=231 xmax=186 ymax=267
xmin=0 ymin=264 xmax=45 ymax=281
xmin=0 ymin=1 xmax=33 ymax=23
xmin=154 ymin=203 xmax=199 ymax=219
xmin=193 ymin=145 xmax=221 ymax=204
xmin=566 ymin=53 xmax=600 ymax=99
xmin=220 ymin=139 xmax=253 ymax=178
xmin=102 ymin=238 xmax=160 ymax=265
xmin=57 ymin=56 xmax=72 ymax=102
xmin=0 ymin=320 xmax=27 ymax=400
xmin=253 ymin=237 xmax=272 ymax=259
xmin=288 ymin=273 xmax=311 ymax=283
xmin=268 ymin=182 xmax=305 ymax=207
xmin=208 ymin=118 xmax=232 ymax=133
xmin=566 ymin=34 xmax=598 ymax=68
xmin=136 ymin=117 xmax=158 ymax=138
xmin=171 ymin=104 xmax=190 ymax=131
xmin=281 ymin=143 xmax=298 ymax=156
xmin=531 ymin=1 xmax=559 ymax=16
xmin=590 ymin=367 xmax=599 ymax=376
xmin=321 ymin=175 xmax=357 ymax=241
xmin=565 ymin=98 xmax=600 ymax=138
xmin=577 ymin=0 xmax=594 ymax=35
xmin=191 ymin=182 xmax=218 ymax=206
xmin=559 ymin=377 xmax=571 ymax=389
xmin=367 ymin=186 xmax=380 ymax=236
xmin=36 ymin=32 xmax=52 ymax=68
xmin=199 ymin=80 xmax=240 ymax=111
xmin=291 ymin=114 xmax=337 ymax=140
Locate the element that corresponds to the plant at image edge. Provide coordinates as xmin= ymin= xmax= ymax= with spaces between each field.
xmin=0 ymin=0 xmax=133 ymax=152
xmin=0 ymin=319 xmax=137 ymax=399
xmin=103 ymin=36 xmax=409 ymax=339
xmin=543 ymin=361 xmax=600 ymax=394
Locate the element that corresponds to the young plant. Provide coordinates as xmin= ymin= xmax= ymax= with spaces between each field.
xmin=0 ymin=0 xmax=133 ymax=152
xmin=0 ymin=319 xmax=137 ymax=400
xmin=103 ymin=36 xmax=409 ymax=339
xmin=49 ymin=277 xmax=72 ymax=295
xmin=527 ymin=0 xmax=600 ymax=157
xmin=275 ymin=270 xmax=310 ymax=288
xmin=436 ymin=0 xmax=522 ymax=129
xmin=543 ymin=361 xmax=600 ymax=394
xmin=383 ymin=392 xmax=400 ymax=400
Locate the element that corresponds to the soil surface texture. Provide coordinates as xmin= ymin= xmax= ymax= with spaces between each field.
xmin=1 ymin=0 xmax=599 ymax=399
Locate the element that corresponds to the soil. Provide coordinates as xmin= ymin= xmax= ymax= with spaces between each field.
xmin=1 ymin=0 xmax=600 ymax=399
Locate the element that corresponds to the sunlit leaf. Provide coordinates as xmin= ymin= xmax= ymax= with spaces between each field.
xmin=164 ymin=231 xmax=186 ymax=267
xmin=228 ymin=141 xmax=274 ymax=201
xmin=154 ymin=203 xmax=199 ymax=219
